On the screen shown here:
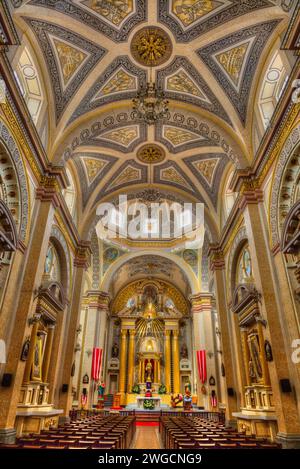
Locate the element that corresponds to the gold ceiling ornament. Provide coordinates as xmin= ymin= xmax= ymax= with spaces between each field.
xmin=53 ymin=39 xmax=87 ymax=86
xmin=215 ymin=42 xmax=250 ymax=88
xmin=172 ymin=0 xmax=217 ymax=27
xmin=137 ymin=144 xmax=166 ymax=164
xmin=194 ymin=158 xmax=218 ymax=186
xmin=130 ymin=26 xmax=173 ymax=67
xmin=88 ymin=0 xmax=134 ymax=27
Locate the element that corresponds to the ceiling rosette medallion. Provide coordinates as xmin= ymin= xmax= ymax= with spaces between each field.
xmin=24 ymin=18 xmax=106 ymax=120
xmin=137 ymin=144 xmax=166 ymax=164
xmin=28 ymin=0 xmax=147 ymax=42
xmin=197 ymin=20 xmax=282 ymax=124
xmin=131 ymin=26 xmax=173 ymax=67
xmin=158 ymin=0 xmax=276 ymax=42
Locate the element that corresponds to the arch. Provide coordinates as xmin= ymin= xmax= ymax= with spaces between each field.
xmin=100 ymin=250 xmax=199 ymax=294
xmin=49 ymin=225 xmax=72 ymax=298
xmin=269 ymin=121 xmax=300 ymax=248
xmin=226 ymin=226 xmax=248 ymax=298
xmin=0 ymin=118 xmax=30 ymax=242
xmin=0 ymin=199 xmax=18 ymax=252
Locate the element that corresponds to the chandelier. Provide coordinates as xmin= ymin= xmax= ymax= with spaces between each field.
xmin=133 ymin=80 xmax=169 ymax=125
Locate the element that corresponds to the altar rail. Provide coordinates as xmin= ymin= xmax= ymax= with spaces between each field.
xmin=70 ymin=409 xmax=225 ymax=424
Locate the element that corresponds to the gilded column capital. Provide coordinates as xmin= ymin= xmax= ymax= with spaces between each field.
xmin=129 ymin=329 xmax=136 ymax=337
xmin=189 ymin=292 xmax=214 ymax=313
xmin=86 ymin=290 xmax=110 ymax=310
xmin=74 ymin=241 xmax=91 ymax=270
xmin=121 ymin=329 xmax=128 ymax=338
xmin=208 ymin=244 xmax=225 ymax=271
xmin=172 ymin=329 xmax=179 ymax=338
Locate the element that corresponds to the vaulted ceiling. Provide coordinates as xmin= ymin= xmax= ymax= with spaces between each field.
xmin=12 ymin=0 xmax=287 ymax=234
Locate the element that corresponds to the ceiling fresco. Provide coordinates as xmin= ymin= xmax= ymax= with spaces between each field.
xmin=12 ymin=0 xmax=286 ymax=227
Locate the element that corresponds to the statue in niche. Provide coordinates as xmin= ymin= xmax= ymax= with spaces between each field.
xmin=264 ymin=340 xmax=273 ymax=362
xmin=249 ymin=358 xmax=257 ymax=383
xmin=250 ymin=337 xmax=263 ymax=378
xmin=180 ymin=343 xmax=188 ymax=359
xmin=112 ymin=342 xmax=119 ymax=358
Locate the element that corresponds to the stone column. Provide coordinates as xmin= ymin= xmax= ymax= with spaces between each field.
xmin=118 ymin=328 xmax=128 ymax=403
xmin=241 ymin=189 xmax=300 ymax=446
xmin=127 ymin=329 xmax=136 ymax=392
xmin=58 ymin=242 xmax=91 ymax=421
xmin=79 ymin=291 xmax=110 ymax=407
xmin=164 ymin=330 xmax=171 ymax=393
xmin=207 ymin=247 xmax=238 ymax=425
xmin=0 ymin=180 xmax=59 ymax=444
xmin=172 ymin=329 xmax=180 ymax=394
xmin=42 ymin=324 xmax=55 ymax=383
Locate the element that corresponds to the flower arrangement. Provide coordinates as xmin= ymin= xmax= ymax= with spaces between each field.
xmin=143 ymin=398 xmax=155 ymax=410
xmin=131 ymin=383 xmax=140 ymax=394
xmin=158 ymin=383 xmax=167 ymax=394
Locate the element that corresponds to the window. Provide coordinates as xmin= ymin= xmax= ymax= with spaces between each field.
xmin=258 ymin=51 xmax=288 ymax=129
xmin=14 ymin=48 xmax=43 ymax=125
xmin=236 ymin=245 xmax=253 ymax=285
xmin=44 ymin=244 xmax=61 ymax=283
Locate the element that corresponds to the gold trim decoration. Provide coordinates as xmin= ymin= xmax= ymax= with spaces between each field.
xmin=131 ymin=26 xmax=173 ymax=67
xmin=112 ymin=278 xmax=189 ymax=316
xmin=0 ymin=102 xmax=41 ymax=180
xmin=137 ymin=144 xmax=165 ymax=164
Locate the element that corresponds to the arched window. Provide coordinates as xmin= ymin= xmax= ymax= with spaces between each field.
xmin=14 ymin=48 xmax=43 ymax=125
xmin=44 ymin=243 xmax=61 ymax=283
xmin=62 ymin=168 xmax=77 ymax=220
xmin=258 ymin=51 xmax=288 ymax=130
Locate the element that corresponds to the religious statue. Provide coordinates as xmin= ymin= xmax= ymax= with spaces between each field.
xmin=249 ymin=358 xmax=257 ymax=383
xmin=265 ymin=340 xmax=273 ymax=362
xmin=112 ymin=342 xmax=119 ymax=358
xmin=183 ymin=385 xmax=192 ymax=410
xmin=97 ymin=381 xmax=106 ymax=398
xmin=145 ymin=361 xmax=153 ymax=383
xmin=80 ymin=388 xmax=87 ymax=409
xmin=180 ymin=343 xmax=188 ymax=359
xmin=171 ymin=393 xmax=183 ymax=408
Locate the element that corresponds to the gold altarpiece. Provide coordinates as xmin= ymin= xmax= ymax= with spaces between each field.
xmin=106 ymin=279 xmax=193 ymax=406
xmin=232 ymin=283 xmax=278 ymax=440
xmin=15 ymin=280 xmax=66 ymax=436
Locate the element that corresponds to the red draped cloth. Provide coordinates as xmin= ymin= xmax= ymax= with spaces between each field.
xmin=196 ymin=350 xmax=207 ymax=384
xmin=91 ymin=347 xmax=102 ymax=381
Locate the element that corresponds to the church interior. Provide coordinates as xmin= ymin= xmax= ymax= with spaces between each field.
xmin=0 ymin=0 xmax=299 ymax=452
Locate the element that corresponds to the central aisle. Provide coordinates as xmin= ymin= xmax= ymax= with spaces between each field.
xmin=133 ymin=426 xmax=162 ymax=449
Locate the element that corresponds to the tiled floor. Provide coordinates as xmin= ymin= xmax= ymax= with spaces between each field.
xmin=133 ymin=427 xmax=161 ymax=449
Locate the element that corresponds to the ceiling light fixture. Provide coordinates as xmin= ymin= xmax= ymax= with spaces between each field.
xmin=133 ymin=68 xmax=169 ymax=125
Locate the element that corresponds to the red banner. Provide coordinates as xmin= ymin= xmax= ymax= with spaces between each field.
xmin=91 ymin=347 xmax=102 ymax=381
xmin=196 ymin=350 xmax=207 ymax=384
